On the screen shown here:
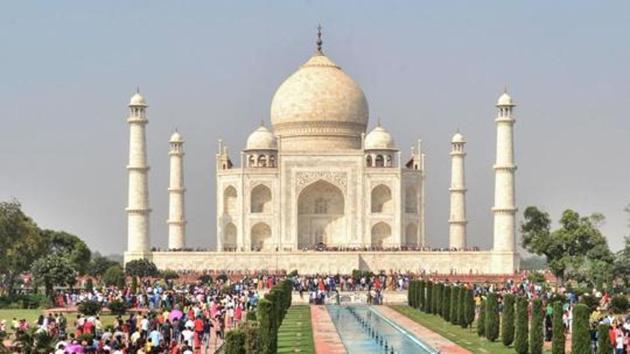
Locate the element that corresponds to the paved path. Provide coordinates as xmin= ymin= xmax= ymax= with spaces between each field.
xmin=310 ymin=305 xmax=346 ymax=354
xmin=377 ymin=306 xmax=471 ymax=354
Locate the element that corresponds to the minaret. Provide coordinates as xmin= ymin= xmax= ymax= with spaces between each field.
xmin=126 ymin=90 xmax=151 ymax=254
xmin=448 ymin=131 xmax=467 ymax=249
xmin=492 ymin=90 xmax=517 ymax=252
xmin=167 ymin=131 xmax=186 ymax=249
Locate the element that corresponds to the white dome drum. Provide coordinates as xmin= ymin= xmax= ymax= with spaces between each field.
xmin=270 ymin=53 xmax=369 ymax=151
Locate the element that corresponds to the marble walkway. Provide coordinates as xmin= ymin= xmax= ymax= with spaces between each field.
xmin=310 ymin=305 xmax=347 ymax=354
xmin=376 ymin=306 xmax=471 ymax=354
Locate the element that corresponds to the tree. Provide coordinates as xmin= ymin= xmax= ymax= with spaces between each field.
xmin=465 ymin=289 xmax=475 ymax=328
xmin=31 ymin=255 xmax=77 ymax=299
xmin=450 ymin=286 xmax=458 ymax=325
xmin=0 ymin=200 xmax=48 ymax=295
xmin=501 ymin=294 xmax=515 ymax=346
xmin=457 ymin=286 xmax=465 ymax=326
xmin=103 ymin=265 xmax=126 ymax=288
xmin=596 ymin=324 xmax=612 ymax=354
xmin=425 ymin=281 xmax=433 ymax=314
xmin=442 ymin=285 xmax=451 ymax=321
xmin=257 ymin=298 xmax=274 ymax=354
xmin=521 ymin=207 xmax=614 ymax=285
xmin=571 ymin=304 xmax=590 ymax=354
xmin=408 ymin=280 xmax=415 ymax=307
xmin=434 ymin=283 xmax=442 ymax=315
xmin=485 ymin=293 xmax=499 ymax=341
xmin=551 ymin=301 xmax=565 ymax=354
xmin=241 ymin=320 xmax=261 ymax=354
xmin=529 ymin=299 xmax=544 ymax=354
xmin=477 ymin=298 xmax=486 ymax=337
xmin=41 ymin=229 xmax=91 ymax=275
xmin=514 ymin=296 xmax=529 ymax=354
xmin=224 ymin=328 xmax=246 ymax=354
xmin=87 ymin=253 xmax=120 ymax=279
xmin=613 ymin=234 xmax=630 ymax=288
xmin=125 ymin=259 xmax=159 ymax=278
xmin=418 ymin=280 xmax=425 ymax=311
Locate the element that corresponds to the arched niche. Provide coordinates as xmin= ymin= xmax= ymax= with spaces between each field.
xmin=250 ymin=184 xmax=272 ymax=213
xmin=371 ymin=184 xmax=393 ymax=213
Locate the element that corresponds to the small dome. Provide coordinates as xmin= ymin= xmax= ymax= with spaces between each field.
xmin=246 ymin=125 xmax=277 ymax=150
xmin=365 ymin=125 xmax=395 ymax=150
xmin=452 ymin=132 xmax=465 ymax=143
xmin=497 ymin=92 xmax=514 ymax=106
xmin=170 ymin=131 xmax=183 ymax=143
xmin=129 ymin=92 xmax=147 ymax=106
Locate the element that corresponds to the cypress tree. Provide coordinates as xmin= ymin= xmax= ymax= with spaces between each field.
xmin=514 ymin=296 xmax=529 ymax=354
xmin=461 ymin=288 xmax=473 ymax=328
xmin=596 ymin=324 xmax=612 ymax=354
xmin=485 ymin=292 xmax=499 ymax=341
xmin=465 ymin=289 xmax=475 ymax=328
xmin=571 ymin=304 xmax=590 ymax=354
xmin=501 ymin=293 xmax=515 ymax=347
xmin=456 ymin=286 xmax=466 ymax=327
xmin=477 ymin=298 xmax=486 ymax=337
xmin=450 ymin=286 xmax=458 ymax=324
xmin=257 ymin=298 xmax=274 ymax=354
xmin=426 ymin=281 xmax=433 ymax=313
xmin=551 ymin=301 xmax=565 ymax=354
xmin=529 ymin=299 xmax=544 ymax=354
xmin=418 ymin=280 xmax=425 ymax=311
xmin=224 ymin=328 xmax=246 ymax=354
xmin=434 ymin=283 xmax=442 ymax=315
xmin=408 ymin=281 xmax=415 ymax=307
xmin=442 ymin=285 xmax=451 ymax=321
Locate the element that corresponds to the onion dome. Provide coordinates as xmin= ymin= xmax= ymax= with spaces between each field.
xmin=246 ymin=125 xmax=277 ymax=150
xmin=170 ymin=131 xmax=183 ymax=143
xmin=365 ymin=124 xmax=395 ymax=150
xmin=129 ymin=92 xmax=147 ymax=107
xmin=270 ymin=28 xmax=369 ymax=151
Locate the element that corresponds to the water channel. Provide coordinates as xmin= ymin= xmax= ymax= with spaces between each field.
xmin=327 ymin=305 xmax=438 ymax=354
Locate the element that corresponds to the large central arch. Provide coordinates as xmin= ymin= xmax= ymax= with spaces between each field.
xmin=297 ymin=180 xmax=345 ymax=249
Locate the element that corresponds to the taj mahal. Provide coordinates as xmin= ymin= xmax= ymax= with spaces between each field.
xmin=124 ymin=30 xmax=520 ymax=274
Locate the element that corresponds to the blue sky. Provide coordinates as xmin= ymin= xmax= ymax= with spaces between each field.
xmin=1 ymin=1 xmax=628 ymax=254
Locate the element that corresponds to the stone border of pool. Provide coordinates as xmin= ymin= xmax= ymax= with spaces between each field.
xmin=377 ymin=306 xmax=472 ymax=354
xmin=310 ymin=305 xmax=347 ymax=354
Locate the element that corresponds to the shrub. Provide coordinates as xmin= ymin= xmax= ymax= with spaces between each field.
xmin=442 ymin=285 xmax=451 ymax=321
xmin=501 ymin=294 xmax=515 ymax=346
xmin=463 ymin=288 xmax=474 ymax=328
xmin=530 ymin=299 xmax=544 ymax=354
xmin=224 ymin=328 xmax=246 ymax=354
xmin=408 ymin=281 xmax=415 ymax=307
xmin=457 ymin=287 xmax=465 ymax=326
xmin=485 ymin=293 xmax=500 ymax=341
xmin=477 ymin=298 xmax=486 ymax=337
xmin=103 ymin=265 xmax=125 ymax=288
xmin=551 ymin=301 xmax=565 ymax=354
xmin=571 ymin=304 xmax=591 ymax=354
xmin=245 ymin=310 xmax=257 ymax=321
xmin=241 ymin=320 xmax=260 ymax=354
xmin=514 ymin=296 xmax=529 ymax=354
xmin=161 ymin=269 xmax=179 ymax=280
xmin=124 ymin=259 xmax=158 ymax=278
xmin=579 ymin=294 xmax=598 ymax=312
xmin=257 ymin=298 xmax=274 ymax=354
xmin=418 ymin=280 xmax=425 ymax=311
xmin=198 ymin=274 xmax=212 ymax=284
xmin=78 ymin=300 xmax=102 ymax=316
xmin=450 ymin=286 xmax=458 ymax=325
xmin=596 ymin=323 xmax=612 ymax=354
xmin=108 ymin=300 xmax=128 ymax=316
xmin=609 ymin=295 xmax=629 ymax=314
xmin=434 ymin=283 xmax=442 ymax=315
xmin=425 ymin=281 xmax=433 ymax=314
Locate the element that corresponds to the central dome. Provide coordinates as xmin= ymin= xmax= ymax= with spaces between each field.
xmin=270 ymin=51 xmax=369 ymax=151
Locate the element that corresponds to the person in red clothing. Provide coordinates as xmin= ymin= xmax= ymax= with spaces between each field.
xmin=194 ymin=316 xmax=204 ymax=341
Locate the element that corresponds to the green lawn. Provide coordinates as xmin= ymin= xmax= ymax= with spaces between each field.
xmin=277 ymin=305 xmax=315 ymax=354
xmin=389 ymin=305 xmax=552 ymax=354
xmin=0 ymin=309 xmax=118 ymax=335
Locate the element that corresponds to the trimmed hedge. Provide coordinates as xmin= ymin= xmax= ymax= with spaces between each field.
xmin=257 ymin=298 xmax=274 ymax=354
xmin=434 ymin=283 xmax=442 ymax=315
xmin=485 ymin=293 xmax=499 ymax=342
xmin=514 ymin=296 xmax=529 ymax=354
xmin=477 ymin=298 xmax=486 ymax=337
xmin=456 ymin=286 xmax=465 ymax=327
xmin=426 ymin=281 xmax=433 ymax=314
xmin=596 ymin=323 xmax=612 ymax=354
xmin=418 ymin=280 xmax=426 ymax=311
xmin=571 ymin=304 xmax=590 ymax=354
xmin=530 ymin=299 xmax=544 ymax=354
xmin=409 ymin=281 xmax=416 ymax=307
xmin=450 ymin=286 xmax=458 ymax=325
xmin=501 ymin=294 xmax=515 ymax=347
xmin=225 ymin=328 xmax=246 ymax=354
xmin=442 ymin=285 xmax=451 ymax=321
xmin=551 ymin=301 xmax=565 ymax=354
xmin=463 ymin=288 xmax=474 ymax=328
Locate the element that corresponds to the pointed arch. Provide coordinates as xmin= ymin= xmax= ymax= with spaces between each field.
xmin=405 ymin=223 xmax=418 ymax=246
xmin=405 ymin=186 xmax=418 ymax=213
xmin=371 ymin=222 xmax=392 ymax=247
xmin=223 ymin=186 xmax=237 ymax=215
xmin=250 ymin=184 xmax=272 ymax=213
xmin=251 ymin=222 xmax=272 ymax=251
xmin=371 ymin=184 xmax=393 ymax=213
xmin=223 ymin=223 xmax=237 ymax=250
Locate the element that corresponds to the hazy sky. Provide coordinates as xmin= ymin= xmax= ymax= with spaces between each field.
xmin=1 ymin=1 xmax=629 ymax=255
